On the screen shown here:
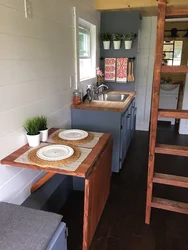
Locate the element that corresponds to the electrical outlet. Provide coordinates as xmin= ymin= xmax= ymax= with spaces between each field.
xmin=69 ymin=76 xmax=75 ymax=89
xmin=24 ymin=0 xmax=32 ymax=19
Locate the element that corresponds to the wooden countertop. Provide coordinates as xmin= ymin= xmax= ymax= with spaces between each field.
xmin=71 ymin=91 xmax=136 ymax=112
xmin=0 ymin=128 xmax=111 ymax=178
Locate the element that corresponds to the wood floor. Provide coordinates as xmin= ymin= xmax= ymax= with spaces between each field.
xmin=60 ymin=123 xmax=188 ymax=250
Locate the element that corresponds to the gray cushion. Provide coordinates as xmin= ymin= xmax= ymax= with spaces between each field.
xmin=0 ymin=202 xmax=63 ymax=250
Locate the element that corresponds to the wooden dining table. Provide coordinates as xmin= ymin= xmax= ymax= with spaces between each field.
xmin=0 ymin=128 xmax=113 ymax=250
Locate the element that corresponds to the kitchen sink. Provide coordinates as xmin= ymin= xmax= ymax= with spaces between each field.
xmin=160 ymin=84 xmax=180 ymax=91
xmin=93 ymin=93 xmax=129 ymax=102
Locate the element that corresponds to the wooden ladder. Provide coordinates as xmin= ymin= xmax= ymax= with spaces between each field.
xmin=145 ymin=0 xmax=188 ymax=224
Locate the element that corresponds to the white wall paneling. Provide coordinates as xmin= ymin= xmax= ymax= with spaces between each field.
xmin=135 ymin=16 xmax=157 ymax=131
xmin=179 ymin=73 xmax=188 ymax=134
xmin=0 ymin=0 xmax=100 ymax=204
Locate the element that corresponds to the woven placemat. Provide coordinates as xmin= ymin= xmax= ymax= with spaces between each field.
xmin=51 ymin=131 xmax=94 ymax=145
xmin=28 ymin=144 xmax=81 ymax=169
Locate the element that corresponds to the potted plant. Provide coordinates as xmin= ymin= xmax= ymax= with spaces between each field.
xmin=24 ymin=118 xmax=40 ymax=147
xmin=100 ymin=33 xmax=111 ymax=50
xmin=38 ymin=115 xmax=48 ymax=142
xmin=112 ymin=33 xmax=122 ymax=50
xmin=122 ymin=33 xmax=136 ymax=50
xmin=96 ymin=67 xmax=104 ymax=86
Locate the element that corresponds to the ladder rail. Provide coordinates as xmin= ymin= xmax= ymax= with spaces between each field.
xmin=145 ymin=0 xmax=167 ymax=225
xmin=145 ymin=2 xmax=188 ymax=225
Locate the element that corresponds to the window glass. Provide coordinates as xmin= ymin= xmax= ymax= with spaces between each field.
xmin=163 ymin=41 xmax=183 ymax=66
xmin=78 ymin=20 xmax=96 ymax=81
xmin=79 ymin=26 xmax=91 ymax=58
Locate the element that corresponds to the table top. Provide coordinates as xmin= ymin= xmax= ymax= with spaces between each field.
xmin=0 ymin=128 xmax=111 ymax=178
xmin=71 ymin=91 xmax=136 ymax=112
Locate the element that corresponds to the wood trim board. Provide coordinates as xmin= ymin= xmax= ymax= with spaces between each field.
xmin=158 ymin=109 xmax=188 ymax=119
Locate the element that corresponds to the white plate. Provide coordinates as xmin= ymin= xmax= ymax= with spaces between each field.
xmin=37 ymin=145 xmax=74 ymax=161
xmin=58 ymin=129 xmax=88 ymax=141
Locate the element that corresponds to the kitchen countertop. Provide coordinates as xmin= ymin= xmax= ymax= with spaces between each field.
xmin=71 ymin=91 xmax=136 ymax=112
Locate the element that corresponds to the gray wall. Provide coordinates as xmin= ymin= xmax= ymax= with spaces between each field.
xmin=100 ymin=11 xmax=141 ymax=91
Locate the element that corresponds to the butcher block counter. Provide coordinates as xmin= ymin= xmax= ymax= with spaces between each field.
xmin=71 ymin=91 xmax=136 ymax=112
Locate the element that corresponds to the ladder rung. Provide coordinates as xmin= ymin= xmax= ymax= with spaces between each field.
xmin=166 ymin=7 xmax=188 ymax=18
xmin=155 ymin=144 xmax=188 ymax=157
xmin=153 ymin=173 xmax=188 ymax=188
xmin=151 ymin=197 xmax=188 ymax=215
xmin=158 ymin=109 xmax=188 ymax=119
xmin=161 ymin=66 xmax=188 ymax=73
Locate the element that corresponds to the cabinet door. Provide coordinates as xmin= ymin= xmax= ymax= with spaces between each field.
xmin=120 ymin=111 xmax=128 ymax=169
xmin=120 ymin=107 xmax=131 ymax=169
xmin=131 ymin=100 xmax=136 ymax=140
xmin=126 ymin=106 xmax=132 ymax=151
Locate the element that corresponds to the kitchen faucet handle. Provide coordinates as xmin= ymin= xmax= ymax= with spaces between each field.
xmin=87 ymin=84 xmax=93 ymax=90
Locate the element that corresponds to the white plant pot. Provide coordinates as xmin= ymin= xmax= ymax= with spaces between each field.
xmin=103 ymin=41 xmax=110 ymax=50
xmin=27 ymin=134 xmax=40 ymax=147
xmin=40 ymin=129 xmax=49 ymax=142
xmin=113 ymin=41 xmax=121 ymax=50
xmin=124 ymin=40 xmax=132 ymax=50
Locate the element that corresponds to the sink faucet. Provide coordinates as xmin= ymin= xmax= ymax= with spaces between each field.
xmin=86 ymin=85 xmax=93 ymax=103
xmin=94 ymin=84 xmax=108 ymax=95
xmin=86 ymin=84 xmax=109 ymax=102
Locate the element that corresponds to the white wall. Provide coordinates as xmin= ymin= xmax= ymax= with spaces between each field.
xmin=0 ymin=0 xmax=100 ymax=204
xmin=179 ymin=73 xmax=188 ymax=134
xmin=135 ymin=16 xmax=157 ymax=131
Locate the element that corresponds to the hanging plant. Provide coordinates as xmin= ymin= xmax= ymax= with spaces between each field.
xmin=122 ymin=33 xmax=137 ymax=50
xmin=100 ymin=33 xmax=112 ymax=50
xmin=112 ymin=33 xmax=122 ymax=50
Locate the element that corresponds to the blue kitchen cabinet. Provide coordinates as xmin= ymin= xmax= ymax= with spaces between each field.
xmin=71 ymin=98 xmax=136 ymax=173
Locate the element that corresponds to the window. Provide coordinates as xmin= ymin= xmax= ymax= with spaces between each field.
xmin=163 ymin=41 xmax=183 ymax=66
xmin=79 ymin=19 xmax=96 ymax=81
xmin=79 ymin=26 xmax=91 ymax=58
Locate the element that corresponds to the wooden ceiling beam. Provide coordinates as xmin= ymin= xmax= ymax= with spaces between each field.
xmin=96 ymin=0 xmax=188 ymax=11
xmin=166 ymin=6 xmax=188 ymax=18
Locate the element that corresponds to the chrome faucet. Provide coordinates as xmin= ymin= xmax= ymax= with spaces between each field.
xmin=86 ymin=85 xmax=93 ymax=103
xmin=94 ymin=84 xmax=108 ymax=95
xmin=86 ymin=84 xmax=108 ymax=102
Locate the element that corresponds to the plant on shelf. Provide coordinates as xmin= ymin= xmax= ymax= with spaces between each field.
xmin=37 ymin=115 xmax=48 ymax=142
xmin=100 ymin=33 xmax=112 ymax=50
xmin=112 ymin=33 xmax=122 ymax=50
xmin=122 ymin=33 xmax=137 ymax=50
xmin=24 ymin=118 xmax=40 ymax=147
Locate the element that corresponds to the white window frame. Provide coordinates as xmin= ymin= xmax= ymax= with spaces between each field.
xmin=78 ymin=18 xmax=96 ymax=82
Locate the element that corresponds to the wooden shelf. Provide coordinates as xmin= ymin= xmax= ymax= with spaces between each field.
xmin=153 ymin=173 xmax=188 ymax=188
xmin=161 ymin=66 xmax=188 ymax=73
xmin=152 ymin=197 xmax=188 ymax=214
xmin=166 ymin=7 xmax=188 ymax=18
xmin=155 ymin=144 xmax=188 ymax=157
xmin=158 ymin=109 xmax=188 ymax=119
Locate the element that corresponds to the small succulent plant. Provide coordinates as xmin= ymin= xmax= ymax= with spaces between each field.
xmin=122 ymin=33 xmax=137 ymax=41
xmin=24 ymin=118 xmax=40 ymax=135
xmin=112 ymin=33 xmax=122 ymax=41
xmin=100 ymin=32 xmax=112 ymax=41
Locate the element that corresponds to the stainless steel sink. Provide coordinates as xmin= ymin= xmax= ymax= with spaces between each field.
xmin=92 ymin=93 xmax=129 ymax=102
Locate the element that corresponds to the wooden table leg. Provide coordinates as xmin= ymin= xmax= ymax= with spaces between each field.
xmin=31 ymin=173 xmax=55 ymax=193
xmin=82 ymin=139 xmax=113 ymax=250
